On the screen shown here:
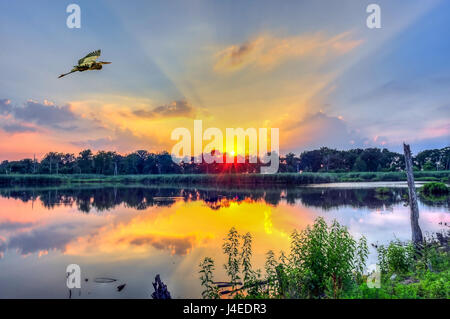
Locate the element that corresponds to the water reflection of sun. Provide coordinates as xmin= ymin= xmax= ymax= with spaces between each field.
xmin=0 ymin=196 xmax=316 ymax=264
xmin=61 ymin=199 xmax=313 ymax=261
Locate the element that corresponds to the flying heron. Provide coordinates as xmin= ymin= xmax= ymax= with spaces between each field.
xmin=58 ymin=49 xmax=111 ymax=78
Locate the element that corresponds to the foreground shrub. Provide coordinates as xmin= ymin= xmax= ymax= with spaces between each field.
xmin=200 ymin=218 xmax=368 ymax=299
xmin=199 ymin=222 xmax=449 ymax=299
xmin=421 ymin=182 xmax=448 ymax=196
xmin=289 ymin=218 xmax=368 ymax=298
xmin=376 ymin=241 xmax=415 ymax=275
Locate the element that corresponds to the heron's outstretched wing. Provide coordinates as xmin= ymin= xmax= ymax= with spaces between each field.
xmin=78 ymin=50 xmax=101 ymax=66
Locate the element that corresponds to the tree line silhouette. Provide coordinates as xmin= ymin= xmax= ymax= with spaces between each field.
xmin=0 ymin=146 xmax=448 ymax=175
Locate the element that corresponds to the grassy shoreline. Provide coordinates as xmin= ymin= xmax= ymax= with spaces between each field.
xmin=0 ymin=171 xmax=448 ymax=187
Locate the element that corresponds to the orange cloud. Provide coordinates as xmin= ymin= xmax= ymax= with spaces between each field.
xmin=214 ymin=31 xmax=362 ymax=73
xmin=126 ymin=234 xmax=199 ymax=256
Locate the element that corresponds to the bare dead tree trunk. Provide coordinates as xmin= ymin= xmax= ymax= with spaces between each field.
xmin=403 ymin=143 xmax=423 ymax=248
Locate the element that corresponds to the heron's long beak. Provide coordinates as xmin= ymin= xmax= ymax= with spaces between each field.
xmin=100 ymin=61 xmax=112 ymax=64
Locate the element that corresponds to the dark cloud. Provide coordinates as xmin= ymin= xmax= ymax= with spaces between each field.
xmin=2 ymin=123 xmax=37 ymax=133
xmin=405 ymin=135 xmax=450 ymax=154
xmin=70 ymin=127 xmax=164 ymax=153
xmin=0 ymin=98 xmax=80 ymax=132
xmin=350 ymin=76 xmax=450 ymax=107
xmin=13 ymin=100 xmax=77 ymax=129
xmin=435 ymin=104 xmax=450 ymax=116
xmin=71 ymin=137 xmax=114 ymax=149
xmin=0 ymin=99 xmax=12 ymax=115
xmin=351 ymin=80 xmax=419 ymax=103
xmin=0 ymin=238 xmax=6 ymax=258
xmin=128 ymin=234 xmax=197 ymax=255
xmin=133 ymin=100 xmax=195 ymax=118
xmin=7 ymin=223 xmax=81 ymax=255
xmin=0 ymin=221 xmax=35 ymax=231
xmin=283 ymin=112 xmax=368 ymax=152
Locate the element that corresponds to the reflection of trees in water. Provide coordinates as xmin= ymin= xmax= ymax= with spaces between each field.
xmin=418 ymin=194 xmax=450 ymax=210
xmin=0 ymin=186 xmax=446 ymax=213
xmin=295 ymin=188 xmax=407 ymax=211
xmin=0 ymin=187 xmax=178 ymax=213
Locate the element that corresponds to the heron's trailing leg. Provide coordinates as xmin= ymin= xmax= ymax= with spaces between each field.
xmin=58 ymin=70 xmax=76 ymax=78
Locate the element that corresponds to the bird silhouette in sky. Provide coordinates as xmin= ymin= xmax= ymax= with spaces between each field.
xmin=58 ymin=49 xmax=111 ymax=78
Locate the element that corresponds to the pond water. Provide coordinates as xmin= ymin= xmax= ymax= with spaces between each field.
xmin=0 ymin=183 xmax=448 ymax=298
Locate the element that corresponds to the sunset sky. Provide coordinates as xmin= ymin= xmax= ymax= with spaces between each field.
xmin=0 ymin=0 xmax=449 ymax=160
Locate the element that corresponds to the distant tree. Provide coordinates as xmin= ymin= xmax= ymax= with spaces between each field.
xmin=359 ymin=148 xmax=383 ymax=171
xmin=284 ymin=153 xmax=299 ymax=172
xmin=41 ymin=152 xmax=65 ymax=174
xmin=422 ymin=162 xmax=435 ymax=171
xmin=77 ymin=149 xmax=94 ymax=174
xmin=416 ymin=147 xmax=449 ymax=171
xmin=93 ymin=151 xmax=117 ymax=175
xmin=157 ymin=151 xmax=181 ymax=174
xmin=0 ymin=160 xmax=10 ymax=174
xmin=353 ymin=156 xmax=367 ymax=172
xmin=299 ymin=150 xmax=323 ymax=172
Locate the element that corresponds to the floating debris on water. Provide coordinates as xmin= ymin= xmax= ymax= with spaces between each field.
xmin=94 ymin=277 xmax=117 ymax=283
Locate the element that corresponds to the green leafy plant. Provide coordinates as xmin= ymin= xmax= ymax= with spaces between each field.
xmin=199 ymin=257 xmax=219 ymax=299
xmin=376 ymin=240 xmax=414 ymax=274
xmin=241 ymin=232 xmax=255 ymax=284
xmin=264 ymin=250 xmax=279 ymax=296
xmin=287 ymin=217 xmax=368 ymax=298
xmin=223 ymin=227 xmax=241 ymax=291
xmin=355 ymin=236 xmax=369 ymax=283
